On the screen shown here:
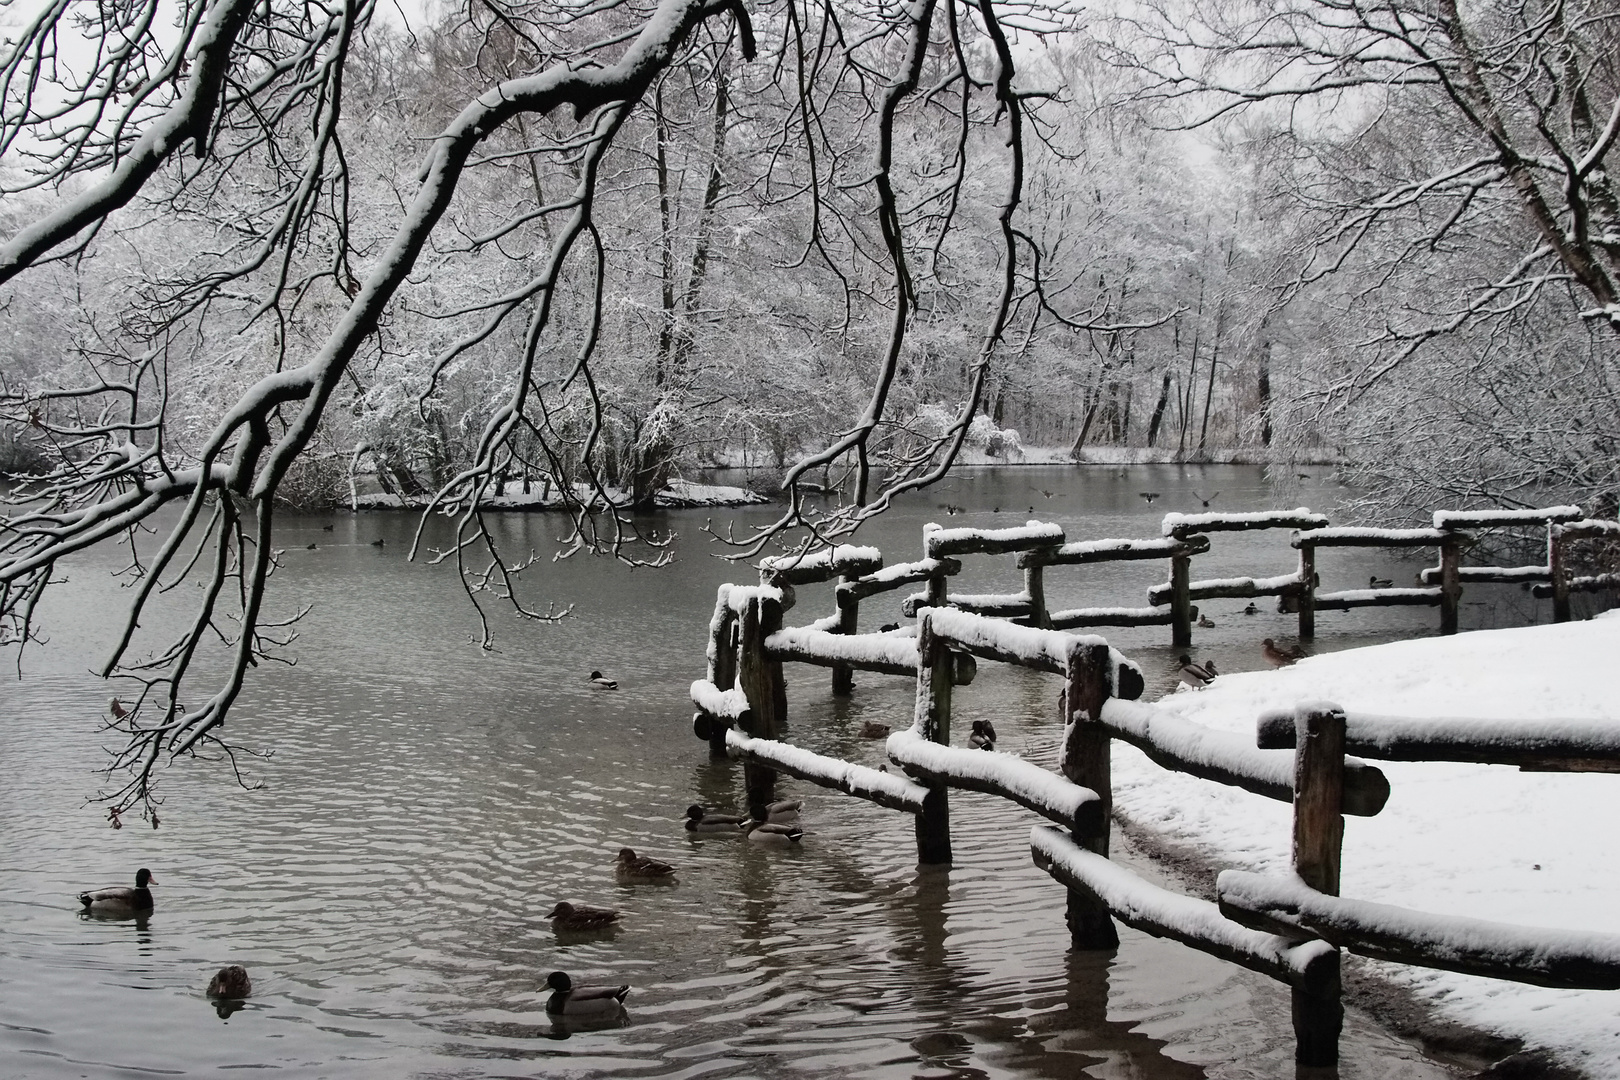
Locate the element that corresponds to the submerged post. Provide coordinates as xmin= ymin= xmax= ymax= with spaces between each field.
xmin=832 ymin=572 xmax=859 ymax=696
xmin=1024 ymin=563 xmax=1050 ymax=629
xmin=708 ymin=607 xmax=738 ymax=758
xmin=1438 ymin=535 xmax=1464 ymax=635
xmin=1297 ymin=540 xmax=1316 ymax=640
xmin=736 ymin=592 xmax=785 ymax=809
xmin=912 ymin=610 xmax=952 ymax=865
xmin=1061 ymin=640 xmax=1120 ymax=949
xmin=1291 ymin=706 xmax=1345 ymax=1066
xmin=1170 ymin=553 xmax=1193 ymax=647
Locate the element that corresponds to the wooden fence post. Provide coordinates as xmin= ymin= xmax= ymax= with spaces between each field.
xmin=832 ymin=573 xmax=859 ymax=695
xmin=1025 ymin=563 xmax=1050 ymax=629
xmin=912 ymin=611 xmax=952 ymax=865
xmin=737 ymin=593 xmax=785 ymax=809
xmin=1170 ymin=553 xmax=1193 ymax=647
xmin=1061 ymin=640 xmax=1120 ymax=949
xmin=708 ymin=610 xmax=738 ymax=757
xmin=1292 ymin=706 xmax=1345 ymax=1066
xmin=1549 ymin=524 xmax=1572 ymax=624
xmin=1439 ymin=535 xmax=1464 ymax=635
xmin=1297 ymin=540 xmax=1316 ymax=640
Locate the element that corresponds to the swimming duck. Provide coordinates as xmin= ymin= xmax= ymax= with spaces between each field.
xmin=859 ymin=721 xmax=891 ymax=739
xmin=684 ymin=804 xmax=745 ymax=833
xmin=762 ymin=799 xmax=802 ymax=823
xmin=1177 ymin=655 xmax=1216 ymax=687
xmin=206 ymin=965 xmax=252 ymax=999
xmin=369 ymin=538 xmax=385 ymax=547
xmin=1369 ymin=575 xmax=1393 ymax=589
xmin=744 ymin=810 xmax=804 ymax=844
xmin=545 ymin=971 xmax=630 ymax=1015
xmin=79 ymin=868 xmax=156 ymax=914
xmin=1196 ymin=614 xmax=1215 ymax=628
xmin=588 ymin=670 xmax=618 ymax=689
xmin=969 ymin=719 xmax=996 ymax=751
xmin=615 ymin=848 xmax=677 ymax=880
xmin=1261 ymin=639 xmax=1298 ymax=667
xmin=878 ymin=623 xmax=901 ymax=633
xmin=1242 ymin=603 xmax=1259 ymax=615
xmin=545 ymin=901 xmax=621 ymax=930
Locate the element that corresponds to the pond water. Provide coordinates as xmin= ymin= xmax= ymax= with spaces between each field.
xmin=4 ymin=464 xmax=1538 ymax=1079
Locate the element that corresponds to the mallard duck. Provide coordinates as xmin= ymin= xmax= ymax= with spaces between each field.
xmin=545 ymin=901 xmax=621 ymax=930
xmin=206 ymin=965 xmax=252 ymax=999
xmin=545 ymin=971 xmax=629 ymax=1015
xmin=369 ymin=538 xmax=385 ymax=547
xmin=109 ymin=698 xmax=129 ymax=719
xmin=744 ymin=812 xmax=804 ymax=844
xmin=1369 ymin=575 xmax=1393 ymax=589
xmin=969 ymin=719 xmax=996 ymax=751
xmin=878 ymin=622 xmax=901 ymax=633
xmin=1178 ymin=655 xmax=1216 ymax=687
xmin=588 ymin=670 xmax=618 ymax=689
xmin=684 ymin=804 xmax=745 ymax=833
xmin=616 ymin=847 xmax=677 ymax=880
xmin=1197 ymin=614 xmax=1216 ymax=628
xmin=859 ymin=721 xmax=890 ymax=739
xmin=1139 ymin=492 xmax=1160 ymax=503
xmin=1242 ymin=603 xmax=1259 ymax=615
xmin=1261 ymin=638 xmax=1298 ymax=667
xmin=762 ymin=799 xmax=802 ymax=823
xmin=79 ymin=868 xmax=155 ymax=914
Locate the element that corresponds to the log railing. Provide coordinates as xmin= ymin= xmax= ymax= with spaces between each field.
xmin=688 ymin=518 xmax=1620 ymax=1066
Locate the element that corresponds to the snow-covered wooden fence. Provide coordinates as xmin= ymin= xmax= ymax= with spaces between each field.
xmin=687 ymin=515 xmax=1620 ymax=1066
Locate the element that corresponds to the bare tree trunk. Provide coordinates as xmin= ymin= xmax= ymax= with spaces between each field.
xmin=1146 ymin=371 xmax=1171 ymax=447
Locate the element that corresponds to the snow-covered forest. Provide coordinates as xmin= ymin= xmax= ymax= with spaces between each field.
xmin=2 ymin=0 xmax=1618 ymax=802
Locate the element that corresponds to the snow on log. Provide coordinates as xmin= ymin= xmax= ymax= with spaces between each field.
xmin=1031 ymin=827 xmax=1338 ymax=991
xmin=1293 ymin=527 xmax=1448 ymax=548
xmin=1313 ymin=587 xmax=1443 ymax=610
xmin=1101 ymin=700 xmax=1389 ymax=816
xmin=724 ymin=729 xmax=929 ymax=813
xmin=1017 ymin=535 xmax=1209 ymax=568
xmin=924 ymin=521 xmax=1066 ymax=558
xmin=721 ymin=584 xmax=786 ymax=615
xmin=1217 ymin=871 xmax=1620 ymax=990
xmin=1257 ymin=708 xmax=1620 ymax=769
xmin=921 ymin=608 xmax=1142 ymax=698
xmin=1554 ymin=518 xmax=1620 ymax=541
xmin=765 ymin=627 xmax=915 ymax=676
xmin=838 ymin=557 xmax=962 ymax=601
xmin=1417 ymin=564 xmax=1552 ymax=585
xmin=1048 ymin=605 xmax=1178 ymax=628
xmin=758 ymin=544 xmax=884 ymax=585
xmin=1147 ymin=572 xmax=1301 ymax=606
xmin=1533 ymin=573 xmax=1620 ymax=598
xmin=1433 ymin=506 xmax=1583 ymax=529
xmin=900 ymin=591 xmax=1032 ymax=618
xmin=888 ymin=730 xmax=1103 ymax=834
xmin=690 ymin=679 xmax=752 ymax=722
xmin=1162 ymin=508 xmax=1328 ymax=537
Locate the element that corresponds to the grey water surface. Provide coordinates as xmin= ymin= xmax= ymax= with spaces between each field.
xmin=5 ymin=465 xmax=1535 ymax=1078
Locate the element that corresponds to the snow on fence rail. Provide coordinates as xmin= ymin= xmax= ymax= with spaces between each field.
xmin=758 ymin=544 xmax=883 ymax=585
xmin=724 ymin=729 xmax=928 ymax=813
xmin=1216 ymin=870 xmax=1620 ymax=990
xmin=1257 ymin=709 xmax=1620 ymax=770
xmin=888 ymin=729 xmax=1103 ymax=835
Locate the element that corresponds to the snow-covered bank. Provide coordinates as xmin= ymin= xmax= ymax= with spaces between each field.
xmin=351 ymin=477 xmax=768 ymax=511
xmin=1118 ymin=617 xmax=1620 ymax=1075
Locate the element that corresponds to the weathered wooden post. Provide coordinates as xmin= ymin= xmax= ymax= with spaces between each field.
xmin=1438 ymin=534 xmax=1464 ymax=635
xmin=1169 ymin=552 xmax=1193 ymax=647
xmin=736 ymin=592 xmax=785 ymax=809
xmin=1060 ymin=639 xmax=1120 ymax=949
xmin=707 ymin=605 xmax=738 ymax=758
xmin=1549 ymin=523 xmax=1572 ymax=624
xmin=1024 ymin=561 xmax=1050 ymax=629
xmin=832 ymin=571 xmax=860 ymax=695
xmin=912 ymin=610 xmax=952 ymax=865
xmin=1297 ymin=538 xmax=1317 ymax=640
xmin=1291 ymin=705 xmax=1345 ymax=1066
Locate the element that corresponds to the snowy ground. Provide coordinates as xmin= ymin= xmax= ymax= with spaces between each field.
xmin=1117 ymin=615 xmax=1620 ymax=1076
xmin=351 ymin=477 xmax=767 ymax=510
